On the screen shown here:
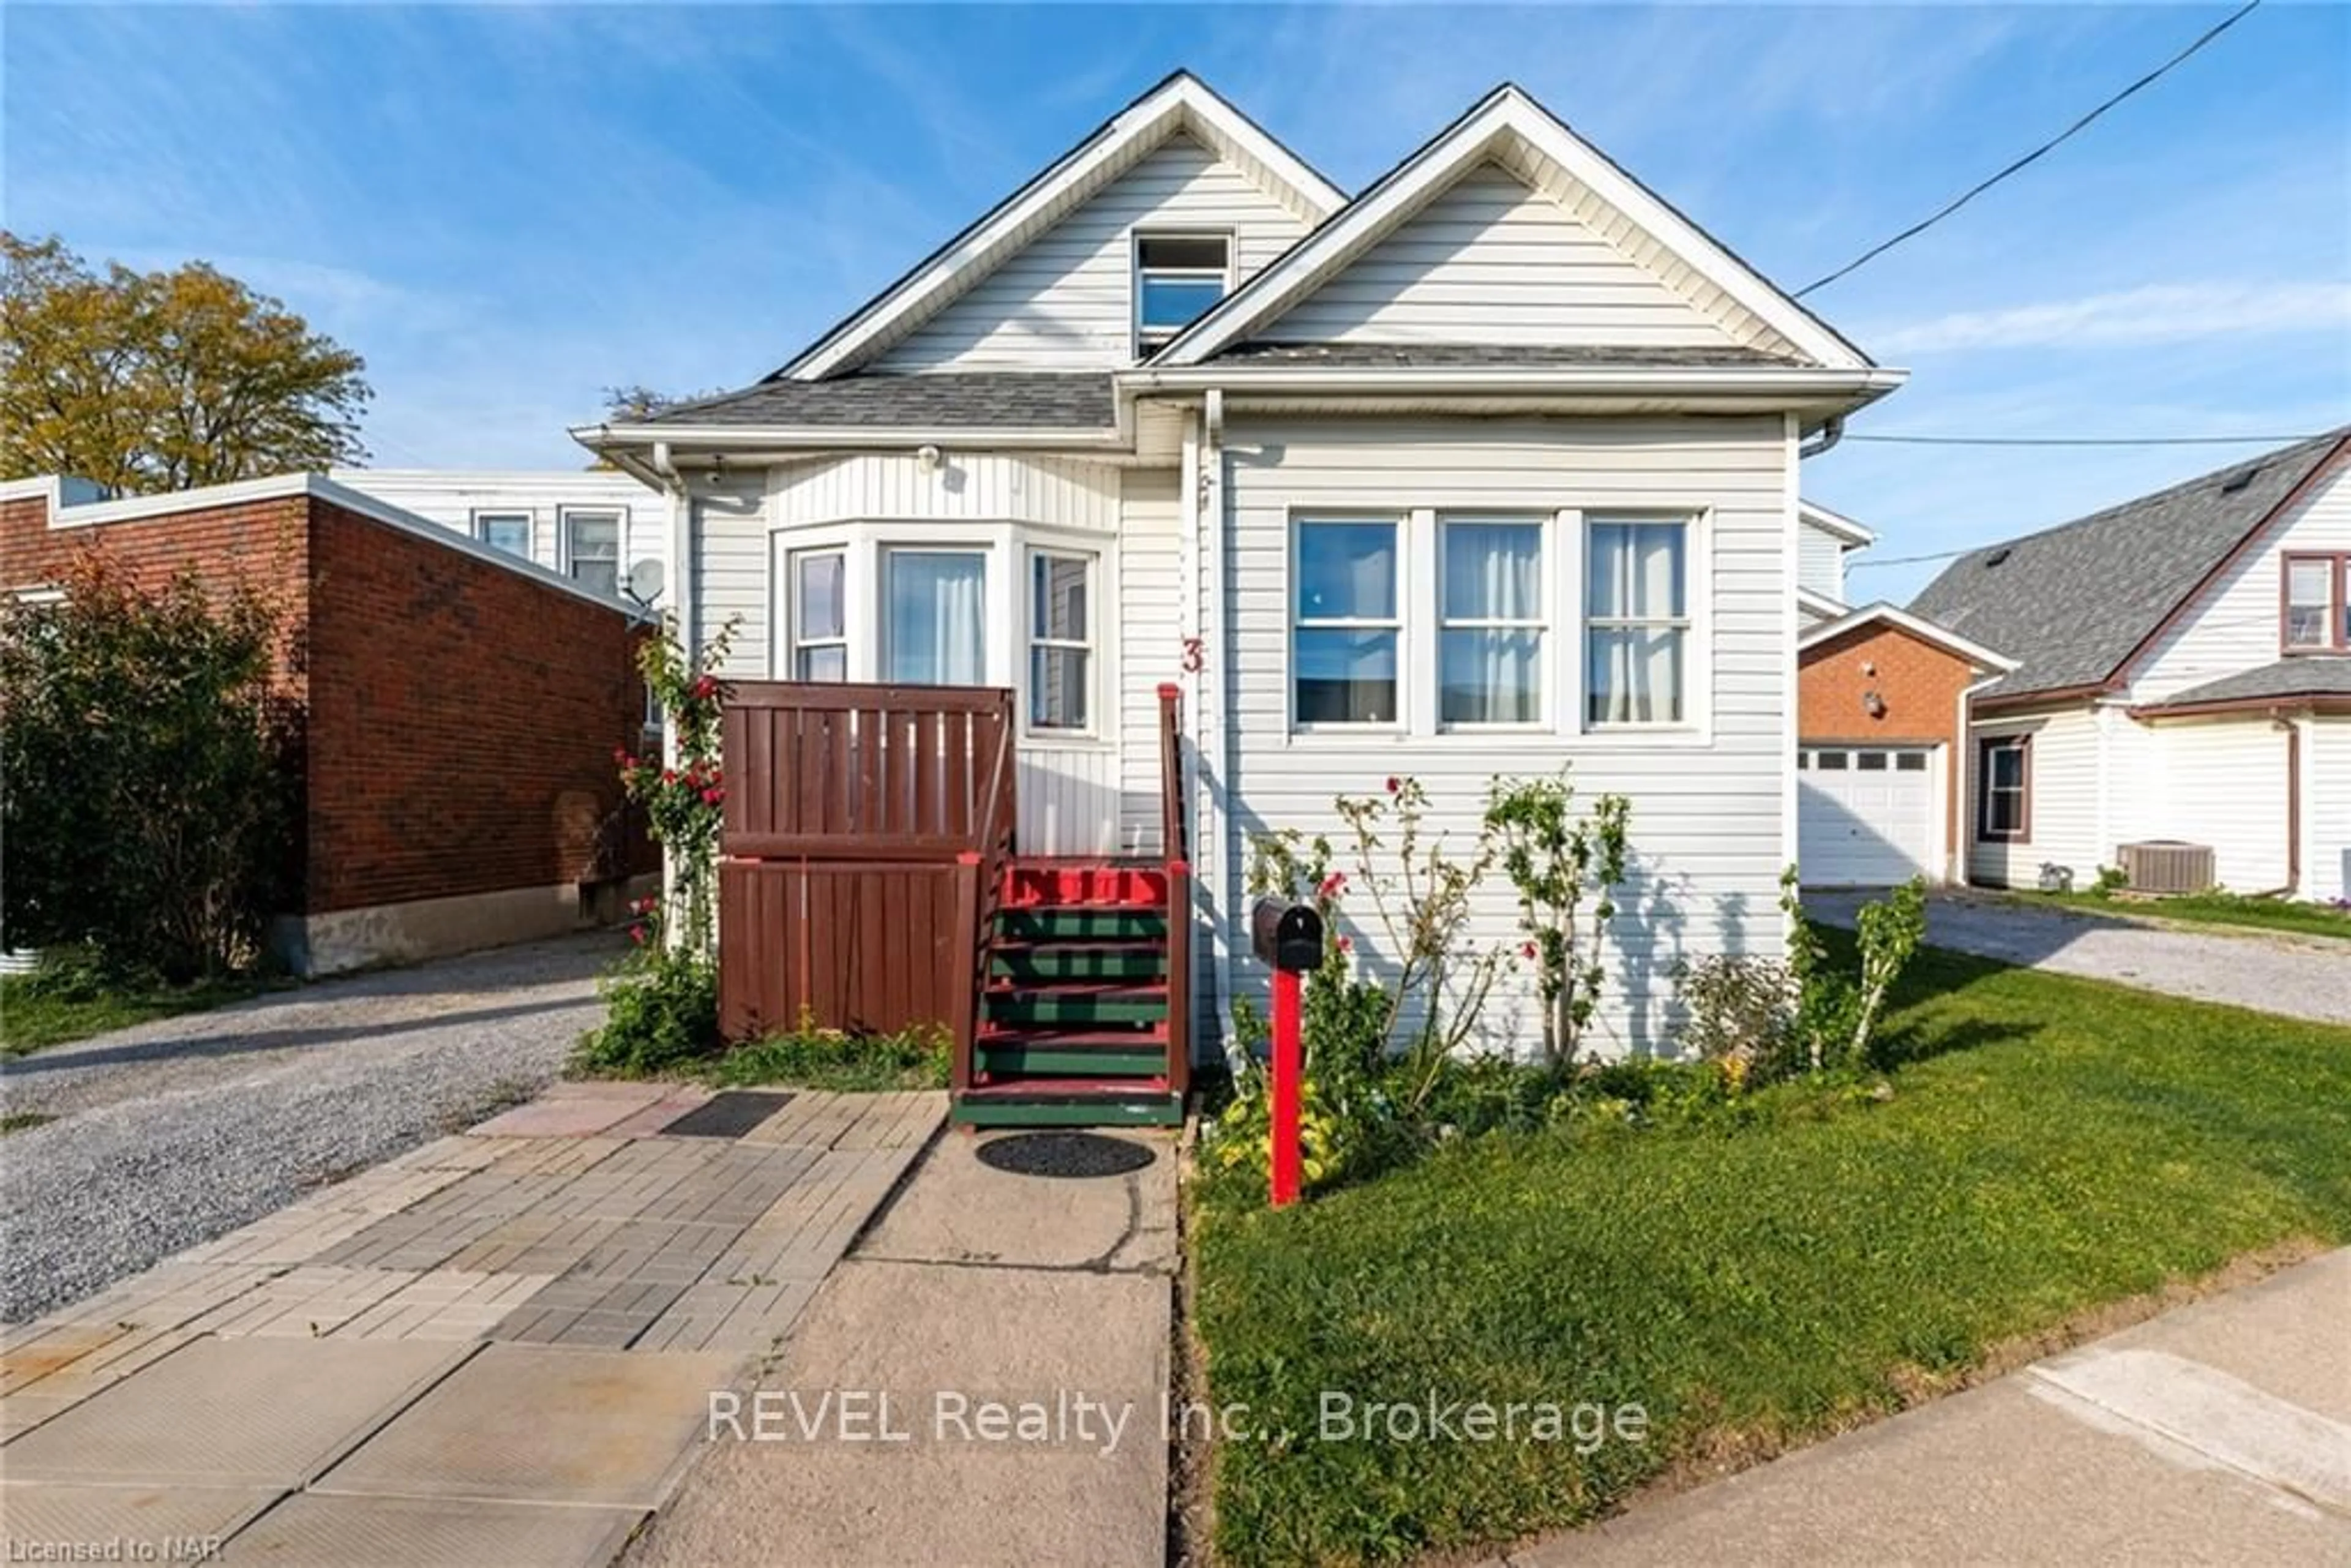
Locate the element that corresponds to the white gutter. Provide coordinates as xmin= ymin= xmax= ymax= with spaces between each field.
xmin=1120 ymin=366 xmax=1908 ymax=398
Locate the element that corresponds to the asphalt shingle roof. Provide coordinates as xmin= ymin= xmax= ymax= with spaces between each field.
xmin=636 ymin=372 xmax=1116 ymax=430
xmin=1209 ymin=342 xmax=1800 ymax=369
xmin=2145 ymin=657 xmax=2351 ymax=710
xmin=1908 ymin=429 xmax=2349 ymax=702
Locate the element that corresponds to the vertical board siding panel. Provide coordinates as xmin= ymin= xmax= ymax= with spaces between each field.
xmin=878 ymin=137 xmax=1313 ymax=372
xmin=1120 ymin=470 xmax=1183 ymax=855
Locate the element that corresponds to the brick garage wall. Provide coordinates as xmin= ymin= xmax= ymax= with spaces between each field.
xmin=1799 ymin=620 xmax=1981 ymax=861
xmin=303 ymin=497 xmax=653 ymax=913
xmin=2 ymin=489 xmax=316 ymax=899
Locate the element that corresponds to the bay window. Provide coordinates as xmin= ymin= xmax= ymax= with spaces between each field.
xmin=789 ymin=549 xmax=847 ymax=681
xmin=884 ymin=549 xmax=988 ymax=685
xmin=1586 ymin=519 xmax=1689 ymax=726
xmin=1439 ymin=518 xmax=1544 ymax=726
xmin=1029 ymin=550 xmax=1092 ymax=730
xmin=1294 ymin=519 xmax=1400 ymax=725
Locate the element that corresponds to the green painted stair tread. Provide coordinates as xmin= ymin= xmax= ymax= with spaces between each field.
xmin=977 ymin=1044 xmax=1168 ymax=1078
xmin=991 ymin=943 xmax=1167 ymax=980
xmin=994 ymin=909 xmax=1166 ymax=940
xmin=984 ymin=992 xmax=1168 ymax=1025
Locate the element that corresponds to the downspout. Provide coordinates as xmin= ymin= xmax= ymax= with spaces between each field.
xmin=1798 ymin=416 xmax=1845 ymax=460
xmin=1201 ymin=388 xmax=1233 ymax=1067
xmin=1952 ymin=673 xmax=2006 ymax=885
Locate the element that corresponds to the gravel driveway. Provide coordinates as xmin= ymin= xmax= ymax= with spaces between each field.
xmin=0 ymin=933 xmax=621 ymax=1323
xmin=1806 ymin=891 xmax=2351 ymax=1027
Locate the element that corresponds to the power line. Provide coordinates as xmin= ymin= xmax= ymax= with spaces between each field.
xmin=1794 ymin=1 xmax=2263 ymax=298
xmin=1847 ymin=432 xmax=2324 ymax=448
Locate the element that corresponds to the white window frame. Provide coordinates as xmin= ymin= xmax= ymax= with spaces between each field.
xmin=1132 ymin=230 xmax=1234 ymax=356
xmin=559 ymin=506 xmax=625 ymax=595
xmin=880 ymin=545 xmax=993 ymax=689
xmin=1581 ymin=514 xmax=1697 ymax=733
xmin=1289 ymin=514 xmax=1405 ymax=732
xmin=471 ymin=508 xmax=533 ymax=560
xmin=1026 ymin=547 xmax=1097 ymax=737
xmin=786 ymin=547 xmax=848 ymax=682
xmin=1436 ymin=514 xmax=1549 ymax=731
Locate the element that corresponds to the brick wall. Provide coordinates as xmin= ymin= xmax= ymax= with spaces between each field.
xmin=3 ymin=484 xmax=653 ymax=928
xmin=1799 ymin=620 xmax=1981 ymax=856
xmin=304 ymin=498 xmax=651 ymax=912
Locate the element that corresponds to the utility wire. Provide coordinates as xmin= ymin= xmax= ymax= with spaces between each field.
xmin=1794 ymin=0 xmax=2264 ymax=298
xmin=1847 ymin=432 xmax=2324 ymax=448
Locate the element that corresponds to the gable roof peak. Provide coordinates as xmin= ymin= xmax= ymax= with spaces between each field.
xmin=1150 ymin=78 xmax=1875 ymax=371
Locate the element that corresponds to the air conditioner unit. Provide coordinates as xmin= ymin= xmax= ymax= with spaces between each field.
xmin=2117 ymin=841 xmax=2214 ymax=896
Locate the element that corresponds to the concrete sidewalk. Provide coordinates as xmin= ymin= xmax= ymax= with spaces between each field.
xmin=626 ymin=1127 xmax=1177 ymax=1568
xmin=1517 ymin=1249 xmax=2351 ymax=1566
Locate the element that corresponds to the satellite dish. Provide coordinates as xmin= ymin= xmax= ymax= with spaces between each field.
xmin=626 ymin=558 xmax=666 ymax=606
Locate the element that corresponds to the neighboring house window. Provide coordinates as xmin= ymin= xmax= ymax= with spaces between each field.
xmin=1293 ymin=519 xmax=1400 ymax=725
xmin=473 ymin=510 xmax=531 ymax=559
xmin=563 ymin=509 xmax=623 ymax=598
xmin=885 ymin=549 xmax=988 ymax=685
xmin=1134 ymin=234 xmax=1230 ymax=350
xmin=789 ymin=549 xmax=847 ymax=681
xmin=1028 ymin=550 xmax=1092 ymax=731
xmin=1439 ymin=518 xmax=1544 ymax=726
xmin=1586 ymin=519 xmax=1689 ymax=726
xmin=2282 ymin=553 xmax=2349 ymax=651
xmin=1978 ymin=735 xmax=2030 ymax=842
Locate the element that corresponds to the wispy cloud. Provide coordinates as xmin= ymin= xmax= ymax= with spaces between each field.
xmin=1871 ymin=282 xmax=2351 ymax=354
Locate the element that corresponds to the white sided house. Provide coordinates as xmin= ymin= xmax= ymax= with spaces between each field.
xmin=577 ymin=72 xmax=1905 ymax=1089
xmin=329 ymin=468 xmax=664 ymax=605
xmin=1912 ymin=429 xmax=2351 ymax=903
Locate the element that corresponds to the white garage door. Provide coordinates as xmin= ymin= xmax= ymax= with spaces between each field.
xmin=1799 ymin=746 xmax=1937 ymax=886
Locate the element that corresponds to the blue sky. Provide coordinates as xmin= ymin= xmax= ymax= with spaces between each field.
xmin=8 ymin=3 xmax=2347 ymax=601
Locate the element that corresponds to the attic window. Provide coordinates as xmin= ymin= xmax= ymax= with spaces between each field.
xmin=1134 ymin=233 xmax=1230 ymax=350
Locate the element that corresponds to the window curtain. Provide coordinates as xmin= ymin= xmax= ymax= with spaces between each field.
xmin=1589 ymin=524 xmax=1685 ymax=724
xmin=1443 ymin=523 xmax=1542 ymax=723
xmin=888 ymin=552 xmax=986 ymax=685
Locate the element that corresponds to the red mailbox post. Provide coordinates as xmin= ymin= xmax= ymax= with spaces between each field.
xmin=1250 ymin=899 xmax=1324 ymax=1210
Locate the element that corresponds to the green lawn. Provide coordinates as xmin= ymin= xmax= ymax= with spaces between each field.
xmin=0 ymin=972 xmax=272 ymax=1057
xmin=1998 ymin=888 xmax=2351 ymax=942
xmin=1189 ymin=943 xmax=2351 ymax=1564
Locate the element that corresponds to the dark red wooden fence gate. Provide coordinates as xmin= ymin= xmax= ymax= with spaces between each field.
xmin=716 ymin=683 xmax=1014 ymax=1049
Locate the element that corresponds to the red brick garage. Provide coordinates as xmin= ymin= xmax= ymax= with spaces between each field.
xmin=1797 ymin=604 xmax=2013 ymax=885
xmin=1 ymin=473 xmax=657 ymax=973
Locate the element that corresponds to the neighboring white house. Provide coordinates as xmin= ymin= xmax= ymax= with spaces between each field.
xmin=574 ymin=71 xmax=1907 ymax=1054
xmin=1911 ymin=429 xmax=2351 ymax=903
xmin=329 ymin=468 xmax=664 ymax=606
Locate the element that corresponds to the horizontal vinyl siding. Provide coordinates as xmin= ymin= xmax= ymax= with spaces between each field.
xmin=1798 ymin=517 xmax=1845 ymax=601
xmin=768 ymin=452 xmax=1120 ymax=531
xmin=329 ymin=469 xmax=662 ymax=594
xmin=2308 ymin=718 xmax=2350 ymax=903
xmin=880 ymin=136 xmax=1310 ymax=372
xmin=1968 ymin=707 xmax=2103 ymax=888
xmin=1218 ymin=416 xmax=1794 ymax=1057
xmin=1258 ymin=165 xmax=1742 ymax=350
xmin=693 ymin=479 xmax=771 ymax=679
xmin=2132 ymin=718 xmax=2293 ymax=893
xmin=2132 ymin=459 xmax=2351 ymax=701
xmin=1119 ymin=470 xmax=1183 ymax=857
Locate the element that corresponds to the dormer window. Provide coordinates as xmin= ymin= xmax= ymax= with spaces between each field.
xmin=1134 ymin=233 xmax=1230 ymax=351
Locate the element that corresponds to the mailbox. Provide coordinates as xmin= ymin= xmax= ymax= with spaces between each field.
xmin=1250 ymin=898 xmax=1325 ymax=974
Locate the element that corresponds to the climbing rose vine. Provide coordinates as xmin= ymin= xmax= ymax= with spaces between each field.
xmin=614 ymin=618 xmax=738 ymax=957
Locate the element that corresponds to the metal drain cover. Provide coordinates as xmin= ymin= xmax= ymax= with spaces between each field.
xmin=975 ymin=1132 xmax=1155 ymax=1179
xmin=659 ymin=1090 xmax=794 ymax=1138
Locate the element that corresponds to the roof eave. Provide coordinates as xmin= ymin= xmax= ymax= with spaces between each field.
xmin=2128 ymin=693 xmax=2351 ymax=721
xmin=573 ymin=421 xmax=1131 ymax=454
xmin=1797 ymin=600 xmax=2017 ymax=672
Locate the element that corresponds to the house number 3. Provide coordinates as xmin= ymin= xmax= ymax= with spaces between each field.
xmin=1181 ymin=636 xmax=1205 ymax=673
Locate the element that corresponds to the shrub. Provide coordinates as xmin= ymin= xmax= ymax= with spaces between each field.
xmin=1674 ymin=953 xmax=1798 ymax=1089
xmin=1484 ymin=771 xmax=1632 ymax=1062
xmin=0 ymin=554 xmax=296 ymax=980
xmin=575 ymin=616 xmax=736 ymax=1075
xmin=705 ymin=1019 xmax=951 ymax=1092
xmin=1782 ymin=869 xmax=1928 ymax=1073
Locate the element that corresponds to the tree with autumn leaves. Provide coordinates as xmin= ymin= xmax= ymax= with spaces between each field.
xmin=1 ymin=233 xmax=371 ymax=493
